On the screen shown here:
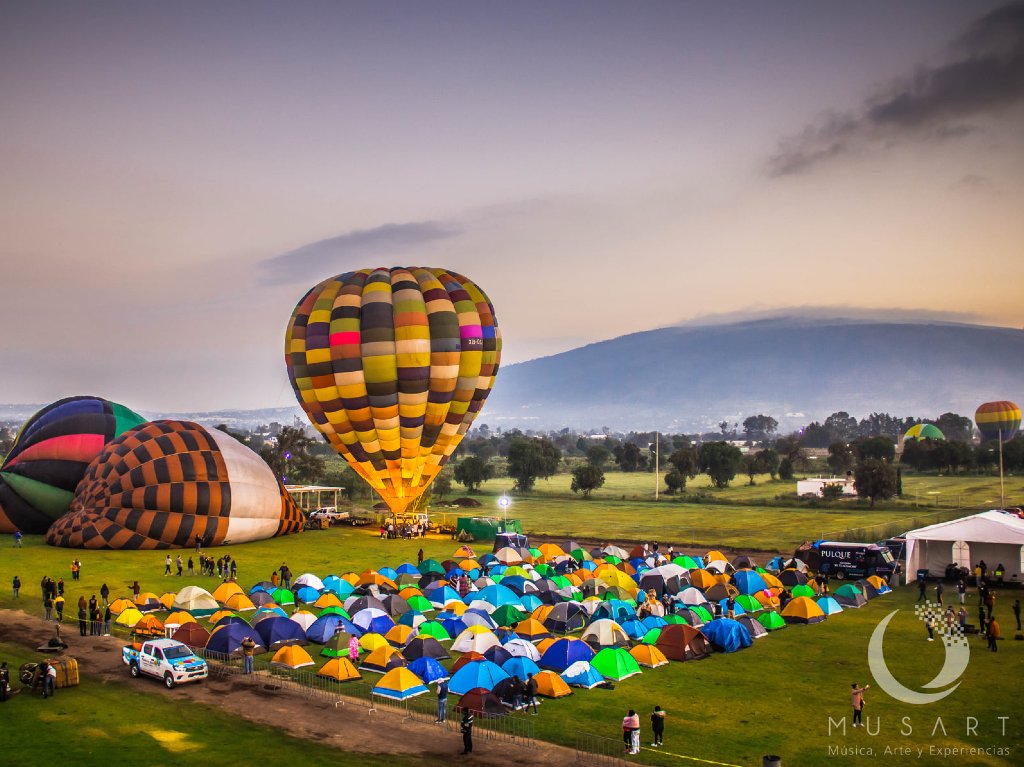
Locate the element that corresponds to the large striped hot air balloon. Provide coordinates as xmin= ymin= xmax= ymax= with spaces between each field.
xmin=975 ymin=401 xmax=1021 ymax=443
xmin=0 ymin=396 xmax=145 ymax=534
xmin=45 ymin=421 xmax=305 ymax=549
xmin=285 ymin=267 xmax=501 ymax=516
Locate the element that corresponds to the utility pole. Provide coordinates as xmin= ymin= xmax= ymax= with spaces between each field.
xmin=654 ymin=431 xmax=660 ymax=501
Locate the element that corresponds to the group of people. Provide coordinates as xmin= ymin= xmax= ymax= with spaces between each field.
xmin=379 ymin=521 xmax=426 ymax=539
xmin=271 ymin=563 xmax=293 ymax=589
xmin=917 ymin=568 xmax=1021 ymax=652
xmin=622 ymin=706 xmax=666 ymax=753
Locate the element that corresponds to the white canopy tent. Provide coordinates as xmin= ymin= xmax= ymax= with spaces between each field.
xmin=905 ymin=511 xmax=1024 ymax=584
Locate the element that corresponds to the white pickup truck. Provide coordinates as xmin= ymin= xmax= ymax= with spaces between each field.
xmin=123 ymin=638 xmax=208 ymax=688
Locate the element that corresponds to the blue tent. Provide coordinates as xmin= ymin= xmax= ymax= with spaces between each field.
xmin=254 ymin=616 xmax=308 ymax=649
xmin=252 ymin=607 xmax=289 ymax=623
xmin=305 ymin=614 xmax=359 ymax=644
xmin=816 ymin=597 xmax=844 ymax=616
xmin=212 ymin=615 xmax=252 ymax=630
xmin=398 ymin=610 xmax=426 ymax=629
xmin=717 ymin=598 xmax=747 ymax=616
xmin=618 ymin=619 xmax=647 ymax=640
xmin=499 ymin=576 xmax=536 ymax=596
xmin=640 ymin=615 xmax=667 ymax=631
xmin=484 ymin=645 xmax=514 ymax=667
xmin=379 ymin=567 xmax=398 ymax=580
xmin=407 ymin=657 xmax=449 ymax=684
xmin=591 ymin=600 xmax=636 ymax=624
xmin=395 ymin=563 xmax=420 ymax=576
xmin=207 ymin=623 xmax=266 ymax=657
xmin=733 ymin=570 xmax=768 ymax=596
xmin=502 ymin=656 xmax=541 ymax=680
xmin=427 ymin=586 xmax=461 ymax=606
xmin=462 ymin=609 xmax=499 ymax=630
xmin=437 ymin=616 xmax=468 ymax=638
xmin=351 ymin=608 xmax=395 ymax=635
xmin=295 ymin=586 xmax=322 ymax=604
xmin=474 ymin=584 xmax=522 ymax=608
xmin=448 ymin=660 xmax=511 ymax=695
xmin=520 ymin=594 xmax=543 ymax=612
xmin=561 ymin=661 xmax=605 ymax=689
xmin=701 ymin=619 xmax=753 ymax=653
xmin=538 ymin=638 xmax=595 ymax=672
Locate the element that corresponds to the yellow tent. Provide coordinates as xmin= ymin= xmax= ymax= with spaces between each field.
xmin=629 ymin=644 xmax=669 ymax=668
xmin=213 ymin=582 xmax=244 ymax=604
xmin=538 ymin=543 xmax=566 ymax=560
xmin=867 ymin=575 xmax=889 ymax=591
xmin=158 ymin=593 xmax=177 ymax=609
xmin=272 ymin=644 xmax=315 ymax=669
xmin=115 ymin=607 xmax=145 ymax=627
xmin=109 ymin=598 xmax=136 ymax=615
xmin=225 ymin=593 xmax=256 ymax=612
xmin=534 ymin=670 xmax=572 ymax=698
xmin=208 ymin=609 xmax=238 ymax=625
xmin=706 ymin=550 xmax=728 ymax=563
xmin=453 ymin=545 xmax=477 ymax=558
xmin=359 ymin=633 xmax=390 ymax=652
xmin=164 ymin=611 xmax=196 ymax=628
xmin=318 ymin=657 xmax=361 ymax=682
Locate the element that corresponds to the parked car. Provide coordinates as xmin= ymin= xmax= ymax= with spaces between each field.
xmin=123 ymin=638 xmax=208 ymax=688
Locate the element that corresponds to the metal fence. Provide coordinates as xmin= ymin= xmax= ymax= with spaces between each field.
xmin=188 ymin=648 xmax=534 ymax=747
xmin=575 ymin=731 xmax=630 ymax=767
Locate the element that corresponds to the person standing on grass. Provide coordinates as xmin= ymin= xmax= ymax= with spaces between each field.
xmin=57 ymin=578 xmax=64 ymax=597
xmin=1013 ymin=599 xmax=1021 ymax=632
xmin=347 ymin=635 xmax=359 ymax=665
xmin=55 ymin=594 xmax=64 ymax=622
xmin=103 ymin=603 xmax=112 ymax=635
xmin=78 ymin=602 xmax=87 ymax=637
xmin=164 ymin=555 xmax=171 ymax=576
xmin=12 ymin=576 xmax=20 ymax=599
xmin=525 ymin=673 xmax=539 ymax=715
xmin=132 ymin=581 xmax=141 ymax=601
xmin=650 ymin=705 xmax=666 ymax=747
xmin=957 ymin=579 xmax=966 ymax=605
xmin=241 ymin=636 xmax=256 ymax=673
xmin=436 ymin=678 xmax=449 ymax=723
xmin=187 ymin=557 xmax=194 ymax=575
xmin=460 ymin=708 xmax=474 ymax=754
xmin=621 ymin=709 xmax=641 ymax=754
xmin=176 ymin=555 xmax=183 ymax=576
xmin=13 ymin=531 xmax=22 ymax=547
xmin=988 ymin=618 xmax=1001 ymax=652
xmin=230 ymin=559 xmax=237 ymax=579
xmin=100 ymin=583 xmax=109 ymax=604
xmin=851 ymin=684 xmax=868 ymax=727
xmin=44 ymin=594 xmax=53 ymax=621
xmin=935 ymin=581 xmax=944 ymax=606
xmin=925 ymin=611 xmax=936 ymax=641
xmin=917 ymin=578 xmax=927 ymax=602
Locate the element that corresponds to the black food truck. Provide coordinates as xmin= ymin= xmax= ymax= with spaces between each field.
xmin=799 ymin=541 xmax=898 ymax=580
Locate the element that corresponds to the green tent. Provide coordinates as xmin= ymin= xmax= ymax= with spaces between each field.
xmin=736 ymin=595 xmax=763 ymax=612
xmin=689 ymin=605 xmax=713 ymax=623
xmin=673 ymin=555 xmax=700 ymax=569
xmin=534 ymin=564 xmax=554 ymax=577
xmin=455 ymin=516 xmax=523 ymax=541
xmin=641 ymin=627 xmax=662 ymax=645
xmin=834 ymin=584 xmax=862 ymax=598
xmin=321 ymin=632 xmax=358 ymax=658
xmin=418 ymin=559 xmax=445 ymax=576
xmin=757 ymin=611 xmax=786 ymax=631
xmin=317 ymin=606 xmax=351 ymax=619
xmin=406 ymin=595 xmax=433 ymax=613
xmin=417 ymin=621 xmax=452 ymax=642
xmin=603 ymin=555 xmax=623 ymax=565
xmin=491 ymin=604 xmax=527 ymax=627
xmin=663 ymin=615 xmax=686 ymax=625
xmin=271 ymin=588 xmax=295 ymax=606
xmin=791 ymin=584 xmax=815 ymax=598
xmin=570 ymin=548 xmax=592 ymax=562
xmin=591 ymin=647 xmax=642 ymax=681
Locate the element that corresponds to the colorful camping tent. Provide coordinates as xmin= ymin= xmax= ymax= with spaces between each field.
xmin=701 ymin=619 xmax=753 ymax=653
xmin=590 ymin=647 xmax=642 ymax=681
xmin=448 ymin=660 xmax=511 ymax=695
xmin=318 ymin=657 xmax=361 ymax=682
xmin=655 ymin=624 xmax=711 ymax=661
xmin=271 ymin=644 xmax=315 ymax=669
xmin=781 ymin=596 xmax=827 ymax=624
xmin=373 ymin=667 xmax=428 ymax=700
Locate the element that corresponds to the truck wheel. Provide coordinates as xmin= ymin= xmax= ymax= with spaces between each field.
xmin=163 ymin=672 xmax=175 ymax=689
xmin=129 ymin=662 xmax=141 ymax=678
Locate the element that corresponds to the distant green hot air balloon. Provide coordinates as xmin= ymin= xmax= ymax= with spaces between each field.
xmin=903 ymin=423 xmax=945 ymax=442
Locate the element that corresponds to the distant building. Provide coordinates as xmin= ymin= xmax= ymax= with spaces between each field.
xmin=797 ymin=476 xmax=857 ymax=498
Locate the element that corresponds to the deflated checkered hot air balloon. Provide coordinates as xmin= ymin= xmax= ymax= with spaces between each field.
xmin=285 ymin=267 xmax=501 ymax=516
xmin=0 ymin=396 xmax=145 ymax=534
xmin=45 ymin=421 xmax=305 ymax=549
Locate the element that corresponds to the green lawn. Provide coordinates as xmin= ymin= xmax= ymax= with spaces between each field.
xmin=0 ymin=639 xmax=424 ymax=767
xmin=2 ymin=526 xmax=1021 ymax=766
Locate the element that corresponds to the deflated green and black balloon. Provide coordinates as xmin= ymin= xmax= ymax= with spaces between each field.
xmin=0 ymin=396 xmax=145 ymax=534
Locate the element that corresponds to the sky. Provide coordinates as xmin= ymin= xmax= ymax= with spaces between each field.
xmin=1 ymin=1 xmax=1022 ymax=412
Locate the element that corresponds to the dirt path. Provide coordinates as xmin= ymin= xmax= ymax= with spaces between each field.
xmin=0 ymin=609 xmax=578 ymax=767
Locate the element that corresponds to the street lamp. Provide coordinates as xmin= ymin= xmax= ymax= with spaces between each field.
xmin=498 ymin=494 xmax=511 ymax=528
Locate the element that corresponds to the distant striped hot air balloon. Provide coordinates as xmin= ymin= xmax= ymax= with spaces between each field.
xmin=975 ymin=401 xmax=1021 ymax=443
xmin=285 ymin=267 xmax=500 ymax=516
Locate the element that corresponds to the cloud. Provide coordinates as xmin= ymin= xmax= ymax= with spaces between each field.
xmin=769 ymin=2 xmax=1024 ymax=176
xmin=259 ymin=220 xmax=459 ymax=283
xmin=951 ymin=173 xmax=1003 ymax=195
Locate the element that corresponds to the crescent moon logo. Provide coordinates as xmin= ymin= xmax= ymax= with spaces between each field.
xmin=868 ymin=609 xmax=970 ymax=705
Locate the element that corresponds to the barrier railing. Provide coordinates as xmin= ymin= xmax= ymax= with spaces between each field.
xmin=575 ymin=730 xmax=630 ymax=766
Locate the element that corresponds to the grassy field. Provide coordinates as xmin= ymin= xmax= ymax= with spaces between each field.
xmin=0 ymin=638 xmax=420 ymax=767
xmin=1 ymin=527 xmax=1021 ymax=766
xmin=423 ymin=471 xmax=1024 ymax=552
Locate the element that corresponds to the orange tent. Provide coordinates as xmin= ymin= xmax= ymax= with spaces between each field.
xmin=272 ymin=644 xmax=316 ymax=669
xmin=318 ymin=657 xmax=361 ymax=682
xmin=212 ymin=582 xmax=244 ymax=603
xmin=534 ymin=670 xmax=572 ymax=698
